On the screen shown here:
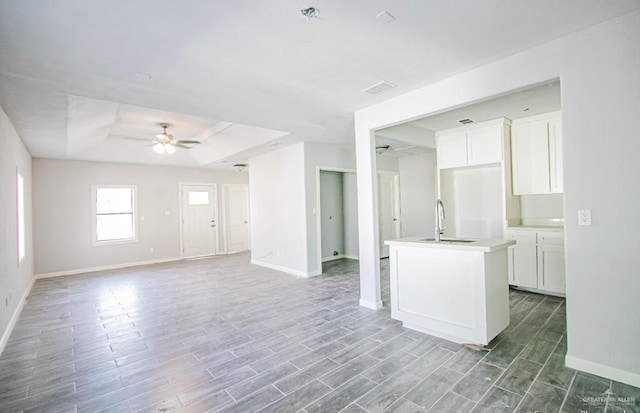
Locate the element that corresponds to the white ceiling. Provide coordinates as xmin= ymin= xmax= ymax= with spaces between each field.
xmin=1 ymin=1 xmax=638 ymax=168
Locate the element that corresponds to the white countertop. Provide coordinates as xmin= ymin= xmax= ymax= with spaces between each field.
xmin=385 ymin=237 xmax=515 ymax=252
xmin=507 ymin=225 xmax=564 ymax=231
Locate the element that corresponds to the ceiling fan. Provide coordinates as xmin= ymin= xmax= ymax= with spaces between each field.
xmin=152 ymin=123 xmax=201 ymax=154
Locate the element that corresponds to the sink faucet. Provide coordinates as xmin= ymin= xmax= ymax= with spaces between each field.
xmin=435 ymin=199 xmax=446 ymax=242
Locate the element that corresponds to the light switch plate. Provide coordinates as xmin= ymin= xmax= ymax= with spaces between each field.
xmin=578 ymin=209 xmax=592 ymax=226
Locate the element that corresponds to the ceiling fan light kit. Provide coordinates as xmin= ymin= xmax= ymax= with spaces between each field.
xmin=151 ymin=123 xmax=200 ymax=154
xmin=153 ymin=142 xmax=176 ymax=154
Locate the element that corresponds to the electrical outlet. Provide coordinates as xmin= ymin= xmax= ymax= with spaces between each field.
xmin=578 ymin=209 xmax=592 ymax=226
xmin=149 ymin=247 xmax=155 ymax=253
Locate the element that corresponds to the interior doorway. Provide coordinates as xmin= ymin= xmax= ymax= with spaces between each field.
xmin=222 ymin=184 xmax=251 ymax=253
xmin=317 ymin=168 xmax=400 ymax=272
xmin=319 ymin=170 xmax=359 ymax=266
xmin=180 ymin=183 xmax=218 ymax=258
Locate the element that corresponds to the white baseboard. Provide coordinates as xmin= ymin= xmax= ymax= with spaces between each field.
xmin=566 ymin=354 xmax=640 ymax=388
xmin=250 ymin=259 xmax=320 ymax=278
xmin=0 ymin=277 xmax=35 ymax=356
xmin=322 ymin=254 xmax=360 ymax=263
xmin=359 ymin=298 xmax=383 ymax=310
xmin=510 ymin=285 xmax=566 ymax=298
xmin=35 ymin=257 xmax=183 ymax=279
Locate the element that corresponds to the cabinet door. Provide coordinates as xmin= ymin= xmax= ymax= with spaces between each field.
xmin=508 ymin=244 xmax=537 ymax=288
xmin=511 ymin=120 xmax=550 ymax=195
xmin=467 ymin=125 xmax=503 ymax=165
xmin=548 ymin=117 xmax=563 ymax=193
xmin=437 ymin=132 xmax=467 ymax=169
xmin=537 ymin=245 xmax=565 ymax=294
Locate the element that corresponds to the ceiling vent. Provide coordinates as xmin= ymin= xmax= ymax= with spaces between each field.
xmin=363 ymin=81 xmax=396 ymax=95
xmin=457 ymin=118 xmax=474 ymax=125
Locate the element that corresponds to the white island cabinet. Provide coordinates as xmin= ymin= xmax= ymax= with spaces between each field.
xmin=385 ymin=237 xmax=515 ymax=345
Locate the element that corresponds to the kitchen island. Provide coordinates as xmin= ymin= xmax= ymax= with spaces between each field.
xmin=385 ymin=237 xmax=515 ymax=345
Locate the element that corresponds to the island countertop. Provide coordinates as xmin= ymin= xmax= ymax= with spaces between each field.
xmin=385 ymin=237 xmax=515 ymax=252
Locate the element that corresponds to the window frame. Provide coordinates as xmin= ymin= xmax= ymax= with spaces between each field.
xmin=92 ymin=185 xmax=139 ymax=246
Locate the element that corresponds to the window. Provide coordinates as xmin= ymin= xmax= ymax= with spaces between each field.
xmin=17 ymin=171 xmax=25 ymax=263
xmin=93 ymin=185 xmax=137 ymax=244
xmin=188 ymin=191 xmax=210 ymax=205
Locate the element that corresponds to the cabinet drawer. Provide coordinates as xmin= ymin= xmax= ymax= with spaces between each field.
xmin=505 ymin=231 xmax=536 ymax=244
xmin=537 ymin=232 xmax=564 ymax=246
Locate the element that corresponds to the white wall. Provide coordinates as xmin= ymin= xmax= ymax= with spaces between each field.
xmin=398 ymin=152 xmax=437 ymax=238
xmin=319 ymin=171 xmax=345 ymax=260
xmin=520 ymin=194 xmax=564 ymax=223
xmin=355 ymin=10 xmax=640 ymax=385
xmin=451 ymin=165 xmax=504 ymax=239
xmin=342 ymin=172 xmax=359 ymax=258
xmin=0 ymin=105 xmax=33 ymax=351
xmin=249 ymin=143 xmax=309 ymax=276
xmin=33 ymin=159 xmax=248 ymax=275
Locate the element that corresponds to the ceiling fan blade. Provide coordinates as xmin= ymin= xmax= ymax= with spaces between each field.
xmin=174 ymin=143 xmax=195 ymax=149
xmin=176 ymin=140 xmax=201 ymax=144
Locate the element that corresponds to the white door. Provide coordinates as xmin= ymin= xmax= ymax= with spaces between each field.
xmin=223 ymin=184 xmax=250 ymax=253
xmin=181 ymin=184 xmax=218 ymax=258
xmin=378 ymin=173 xmax=400 ymax=259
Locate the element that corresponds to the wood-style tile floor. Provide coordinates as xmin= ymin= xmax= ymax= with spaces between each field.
xmin=1 ymin=253 xmax=638 ymax=412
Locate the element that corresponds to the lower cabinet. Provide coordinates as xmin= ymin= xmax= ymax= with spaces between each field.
xmin=537 ymin=245 xmax=565 ymax=293
xmin=506 ymin=229 xmax=565 ymax=294
xmin=508 ymin=244 xmax=537 ymax=289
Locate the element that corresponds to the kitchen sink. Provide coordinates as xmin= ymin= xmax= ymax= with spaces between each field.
xmin=420 ymin=238 xmax=475 ymax=244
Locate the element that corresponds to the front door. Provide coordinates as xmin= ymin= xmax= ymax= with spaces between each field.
xmin=223 ymin=184 xmax=250 ymax=253
xmin=181 ymin=184 xmax=218 ymax=258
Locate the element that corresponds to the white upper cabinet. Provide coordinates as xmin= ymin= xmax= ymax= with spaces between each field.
xmin=511 ymin=112 xmax=563 ymax=195
xmin=437 ymin=131 xmax=468 ymax=169
xmin=548 ymin=117 xmax=563 ymax=193
xmin=467 ymin=125 xmax=504 ymax=165
xmin=436 ymin=119 xmax=507 ymax=169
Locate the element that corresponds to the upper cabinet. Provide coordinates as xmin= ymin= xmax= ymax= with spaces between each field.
xmin=511 ymin=112 xmax=563 ymax=195
xmin=436 ymin=120 xmax=507 ymax=169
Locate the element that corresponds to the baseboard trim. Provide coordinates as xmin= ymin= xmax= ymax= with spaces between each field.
xmin=510 ymin=285 xmax=566 ymax=298
xmin=322 ymin=254 xmax=360 ymax=263
xmin=566 ymin=354 xmax=640 ymax=388
xmin=250 ymin=259 xmax=320 ymax=278
xmin=359 ymin=298 xmax=383 ymax=310
xmin=0 ymin=277 xmax=36 ymax=356
xmin=35 ymin=257 xmax=183 ymax=279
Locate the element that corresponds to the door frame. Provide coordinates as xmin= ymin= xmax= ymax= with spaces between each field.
xmin=221 ymin=183 xmax=250 ymax=254
xmin=178 ymin=182 xmax=219 ymax=259
xmin=316 ymin=167 xmax=355 ymax=273
xmin=377 ymin=170 xmax=401 ymax=258
xmin=315 ymin=167 xmax=401 ymax=273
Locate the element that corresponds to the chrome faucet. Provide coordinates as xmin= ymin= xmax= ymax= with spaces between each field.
xmin=435 ymin=199 xmax=446 ymax=242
